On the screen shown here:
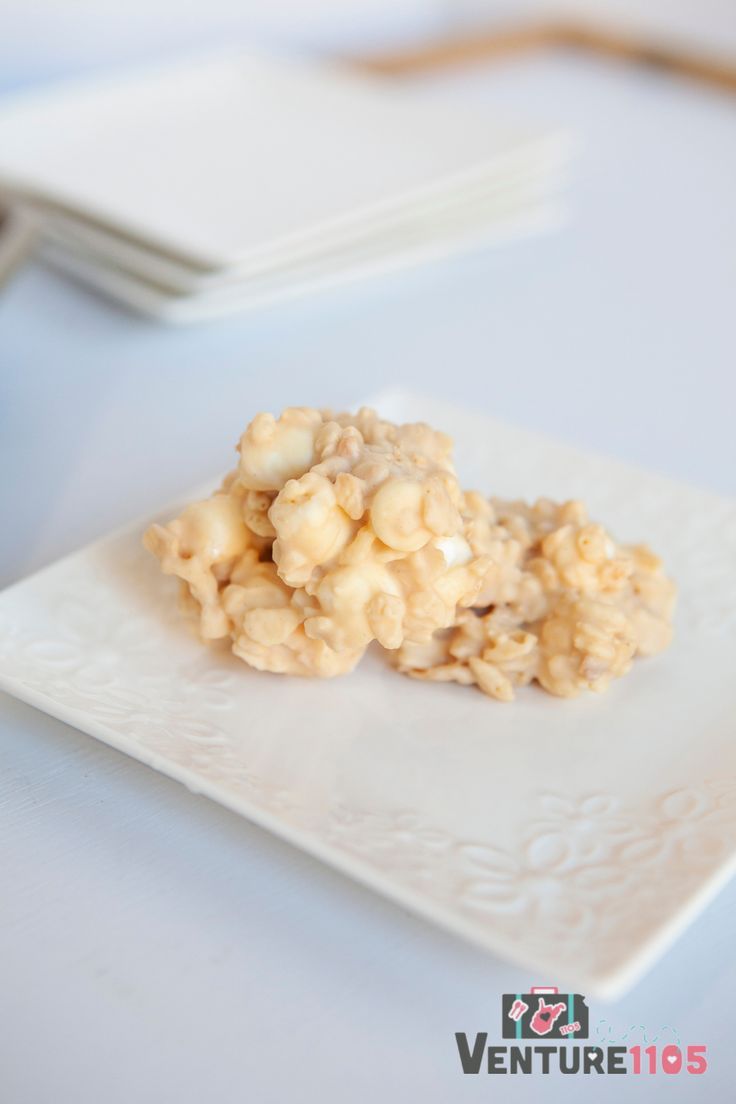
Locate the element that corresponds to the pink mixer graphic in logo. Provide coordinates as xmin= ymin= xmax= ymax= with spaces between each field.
xmin=503 ymin=986 xmax=588 ymax=1039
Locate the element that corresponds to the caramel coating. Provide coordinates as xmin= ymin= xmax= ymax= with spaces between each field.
xmin=223 ymin=558 xmax=362 ymax=677
xmin=238 ymin=407 xmax=323 ymax=492
xmin=268 ymin=418 xmax=488 ymax=652
xmin=395 ymin=495 xmax=676 ymax=699
xmin=537 ymin=595 xmax=636 ymax=698
xmin=143 ymin=407 xmax=490 ymax=677
xmin=143 ymin=408 xmax=675 ymax=697
xmin=143 ymin=493 xmax=254 ymax=640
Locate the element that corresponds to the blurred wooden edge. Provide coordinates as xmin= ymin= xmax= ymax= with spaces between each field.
xmin=352 ymin=19 xmax=736 ymax=95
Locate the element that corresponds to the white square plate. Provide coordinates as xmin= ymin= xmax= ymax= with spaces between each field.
xmin=38 ymin=201 xmax=561 ymax=322
xmin=1 ymin=391 xmax=735 ymax=997
xmin=0 ymin=51 xmax=565 ymax=271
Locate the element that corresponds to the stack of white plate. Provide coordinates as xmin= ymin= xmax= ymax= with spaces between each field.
xmin=0 ymin=50 xmax=572 ymax=322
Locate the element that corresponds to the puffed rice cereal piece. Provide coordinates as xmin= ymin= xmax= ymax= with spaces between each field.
xmin=620 ymin=543 xmax=677 ymax=655
xmin=223 ymin=558 xmax=364 ymax=677
xmin=537 ymin=595 xmax=636 ymax=697
xmin=393 ymin=496 xmax=675 ymax=700
xmin=395 ymin=608 xmax=539 ymax=702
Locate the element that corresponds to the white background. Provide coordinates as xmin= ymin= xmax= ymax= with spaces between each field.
xmin=3 ymin=0 xmax=736 ymax=90
xmin=1 ymin=26 xmax=736 ymax=1104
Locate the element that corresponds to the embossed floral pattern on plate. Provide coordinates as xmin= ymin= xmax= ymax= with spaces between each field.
xmin=2 ymin=392 xmax=735 ymax=998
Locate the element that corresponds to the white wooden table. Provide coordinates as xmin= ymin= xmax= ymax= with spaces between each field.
xmin=1 ymin=51 xmax=735 ymax=1102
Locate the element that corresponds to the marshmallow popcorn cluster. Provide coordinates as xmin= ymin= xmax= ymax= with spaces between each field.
xmin=144 ymin=408 xmax=675 ymax=700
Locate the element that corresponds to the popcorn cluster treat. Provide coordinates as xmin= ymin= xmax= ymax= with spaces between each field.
xmin=144 ymin=407 xmax=675 ymax=700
